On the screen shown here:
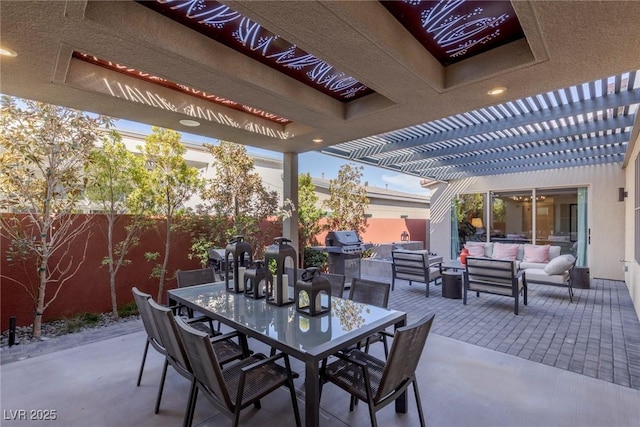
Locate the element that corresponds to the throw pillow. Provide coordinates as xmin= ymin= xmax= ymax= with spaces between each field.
xmin=544 ymin=254 xmax=576 ymax=275
xmin=523 ymin=244 xmax=550 ymax=263
xmin=492 ymin=243 xmax=520 ymax=260
xmin=465 ymin=243 xmax=485 ymax=257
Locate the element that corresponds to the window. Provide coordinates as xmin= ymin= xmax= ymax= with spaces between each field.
xmin=490 ymin=191 xmax=532 ymax=244
xmin=454 ymin=187 xmax=587 ymax=259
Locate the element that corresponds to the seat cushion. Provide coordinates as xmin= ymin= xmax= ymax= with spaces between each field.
xmin=525 ymin=268 xmax=569 ymax=285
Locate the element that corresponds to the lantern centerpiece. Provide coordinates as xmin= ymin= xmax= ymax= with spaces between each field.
xmin=265 ymin=237 xmax=296 ymax=306
xmin=295 ymin=267 xmax=331 ymax=316
xmin=224 ymin=236 xmax=252 ymax=293
xmin=244 ymin=260 xmax=268 ymax=299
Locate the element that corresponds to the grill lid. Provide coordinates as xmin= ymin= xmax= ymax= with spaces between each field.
xmin=326 ymin=230 xmax=362 ymax=247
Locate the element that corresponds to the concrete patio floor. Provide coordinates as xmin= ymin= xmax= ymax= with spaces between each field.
xmin=2 ymin=326 xmax=639 ymax=427
xmin=1 ymin=277 xmax=639 ymax=426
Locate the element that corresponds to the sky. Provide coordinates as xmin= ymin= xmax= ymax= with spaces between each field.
xmin=116 ymin=119 xmax=428 ymax=195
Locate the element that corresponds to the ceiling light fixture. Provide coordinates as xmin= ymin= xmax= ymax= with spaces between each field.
xmin=312 ymin=138 xmax=324 ymax=143
xmin=0 ymin=46 xmax=17 ymax=57
xmin=179 ymin=119 xmax=200 ymax=127
xmin=488 ymin=86 xmax=507 ymax=96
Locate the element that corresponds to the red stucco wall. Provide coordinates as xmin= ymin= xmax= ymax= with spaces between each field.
xmin=1 ymin=215 xmax=425 ymax=329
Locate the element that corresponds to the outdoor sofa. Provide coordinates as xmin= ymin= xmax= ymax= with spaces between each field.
xmin=463 ymin=242 xmax=562 ymax=270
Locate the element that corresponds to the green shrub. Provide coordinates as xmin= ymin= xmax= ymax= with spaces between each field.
xmin=64 ymin=312 xmax=100 ymax=333
xmin=118 ymin=301 xmax=138 ymax=318
xmin=303 ymin=247 xmax=328 ymax=270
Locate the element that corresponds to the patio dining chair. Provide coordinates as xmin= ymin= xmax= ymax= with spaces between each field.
xmin=320 ymin=313 xmax=435 ymax=427
xmin=348 ymin=278 xmax=391 ymax=357
xmin=325 ymin=272 xmax=346 ymax=298
xmin=176 ymin=268 xmax=219 ymax=331
xmin=132 ymin=287 xmax=166 ymax=388
xmin=174 ymin=316 xmax=302 ymax=427
xmin=147 ymin=299 xmax=246 ymax=422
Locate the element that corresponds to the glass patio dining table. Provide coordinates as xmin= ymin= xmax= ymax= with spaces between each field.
xmin=167 ymin=282 xmax=407 ymax=427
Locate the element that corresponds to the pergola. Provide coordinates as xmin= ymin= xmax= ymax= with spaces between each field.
xmin=2 ymin=0 xmax=640 ymax=251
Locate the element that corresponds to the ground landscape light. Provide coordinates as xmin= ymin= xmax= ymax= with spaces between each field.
xmin=312 ymin=138 xmax=324 ymax=143
xmin=179 ymin=119 xmax=200 ymax=127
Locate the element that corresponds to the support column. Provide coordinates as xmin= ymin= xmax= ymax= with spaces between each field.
xmin=282 ymin=152 xmax=299 ymax=264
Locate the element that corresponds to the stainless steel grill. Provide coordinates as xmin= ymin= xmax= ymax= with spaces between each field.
xmin=322 ymin=230 xmax=369 ymax=285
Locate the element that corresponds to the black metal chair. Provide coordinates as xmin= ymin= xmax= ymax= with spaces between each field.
xmin=320 ymin=313 xmax=436 ymax=427
xmin=348 ymin=278 xmax=391 ymax=357
xmin=147 ymin=299 xmax=245 ymax=422
xmin=325 ymin=272 xmax=346 ymax=298
xmin=132 ymin=287 xmax=166 ymax=388
xmin=176 ymin=268 xmax=219 ymax=331
xmin=174 ymin=316 xmax=302 ymax=427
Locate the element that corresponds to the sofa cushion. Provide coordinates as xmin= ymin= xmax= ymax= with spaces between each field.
xmin=519 ymin=261 xmax=549 ymax=270
xmin=492 ymin=243 xmax=520 ymax=260
xmin=525 ymin=268 xmax=569 ymax=285
xmin=523 ymin=244 xmax=550 ymax=263
xmin=548 ymin=246 xmax=561 ymax=260
xmin=465 ymin=243 xmax=485 ymax=257
xmin=544 ymin=254 xmax=576 ymax=275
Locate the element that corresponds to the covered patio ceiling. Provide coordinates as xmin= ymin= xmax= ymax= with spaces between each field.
xmin=1 ymin=1 xmax=640 ymax=182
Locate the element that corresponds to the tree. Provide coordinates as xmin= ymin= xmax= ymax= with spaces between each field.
xmin=0 ymin=96 xmax=110 ymax=338
xmin=85 ymin=133 xmax=149 ymax=318
xmin=324 ymin=163 xmax=369 ymax=236
xmin=136 ymin=127 xmax=202 ymax=302
xmin=297 ymin=173 xmax=327 ymax=268
xmin=199 ymin=141 xmax=278 ymax=256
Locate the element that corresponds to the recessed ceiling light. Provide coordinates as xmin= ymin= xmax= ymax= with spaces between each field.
xmin=0 ymin=46 xmax=17 ymax=57
xmin=488 ymin=86 xmax=507 ymax=96
xmin=179 ymin=119 xmax=200 ymax=127
xmin=312 ymin=138 xmax=323 ymax=143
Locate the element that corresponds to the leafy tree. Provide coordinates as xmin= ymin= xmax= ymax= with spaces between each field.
xmin=0 ymin=96 xmax=110 ymax=338
xmin=324 ymin=163 xmax=369 ymax=236
xmin=298 ymin=173 xmax=324 ymax=248
xmin=85 ymin=133 xmax=149 ymax=318
xmin=199 ymin=141 xmax=278 ymax=257
xmin=135 ymin=127 xmax=203 ymax=302
xmin=297 ymin=173 xmax=327 ymax=268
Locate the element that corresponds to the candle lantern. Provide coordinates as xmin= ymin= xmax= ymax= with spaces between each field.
xmin=295 ymin=267 xmax=331 ymax=316
xmin=265 ymin=237 xmax=296 ymax=306
xmin=224 ymin=236 xmax=253 ymax=293
xmin=244 ymin=260 xmax=268 ymax=299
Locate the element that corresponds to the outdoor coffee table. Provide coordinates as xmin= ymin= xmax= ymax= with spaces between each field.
xmin=168 ymin=282 xmax=407 ymax=427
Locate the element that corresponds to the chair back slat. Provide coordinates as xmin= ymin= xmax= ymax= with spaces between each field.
xmin=349 ymin=278 xmax=390 ymax=308
xmin=324 ymin=273 xmax=346 ymax=297
xmin=375 ymin=313 xmax=435 ymax=401
xmin=132 ymin=287 xmax=163 ymax=346
xmin=147 ymin=299 xmax=191 ymax=373
xmin=174 ymin=316 xmax=232 ymax=408
xmin=177 ymin=268 xmax=216 ymax=288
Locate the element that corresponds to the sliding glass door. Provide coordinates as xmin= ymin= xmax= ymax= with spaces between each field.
xmin=455 ymin=187 xmax=588 ymax=263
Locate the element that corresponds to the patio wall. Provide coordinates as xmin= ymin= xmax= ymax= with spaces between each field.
xmin=429 ymin=162 xmax=626 ymax=281
xmin=0 ymin=215 xmax=425 ymax=330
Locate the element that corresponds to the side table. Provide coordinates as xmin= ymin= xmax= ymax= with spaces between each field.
xmin=442 ymin=271 xmax=462 ymax=299
xmin=571 ymin=266 xmax=590 ymax=289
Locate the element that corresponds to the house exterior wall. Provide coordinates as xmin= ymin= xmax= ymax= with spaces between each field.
xmin=429 ymin=163 xmax=626 ymax=280
xmin=624 ymin=132 xmax=640 ymax=319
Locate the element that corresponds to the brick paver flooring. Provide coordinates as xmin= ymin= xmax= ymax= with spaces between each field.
xmin=378 ymin=275 xmax=640 ymax=390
